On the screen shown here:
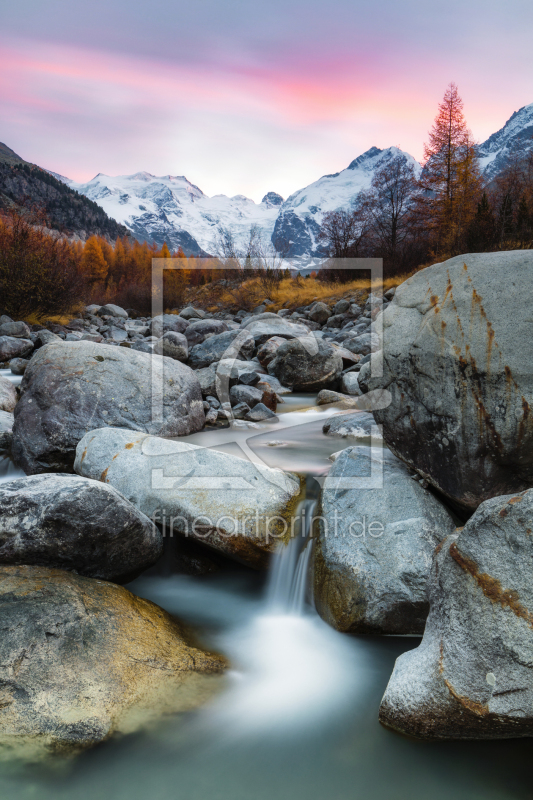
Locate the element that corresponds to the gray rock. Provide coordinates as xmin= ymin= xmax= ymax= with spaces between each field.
xmin=75 ymin=427 xmax=301 ymax=569
xmin=238 ymin=370 xmax=260 ymax=386
xmin=0 ymin=321 xmax=31 ymax=339
xmin=230 ymin=384 xmax=264 ymax=408
xmin=380 ymin=488 xmax=533 ymax=738
xmin=149 ymin=314 xmax=188 ymax=337
xmin=316 ymin=390 xmax=362 ymax=407
xmin=0 ymin=376 xmax=17 ymax=413
xmin=0 ymin=565 xmax=225 ymax=758
xmin=242 ymin=318 xmax=310 ymax=346
xmin=179 ymin=306 xmax=205 ymax=320
xmin=254 ymin=373 xmax=291 ymax=395
xmin=34 ymin=330 xmax=61 ymax=348
xmin=184 ymin=319 xmax=228 ymax=347
xmin=131 ymin=340 xmax=153 ymax=354
xmin=314 ymin=446 xmax=456 ymax=634
xmin=105 ymin=326 xmax=128 ymax=342
xmin=0 ymin=474 xmax=162 ymax=582
xmin=188 ymin=330 xmax=254 ymax=369
xmin=245 ymin=403 xmax=277 ymax=422
xmin=268 ymin=338 xmax=343 ymax=391
xmin=0 ymin=337 xmax=33 ymax=362
xmin=322 ymin=411 xmax=376 ymax=439
xmin=153 ymin=331 xmax=188 ymax=362
xmin=333 ymin=299 xmax=350 ymax=315
xmin=9 ymin=358 xmax=28 ymax=376
xmin=85 ymin=304 xmax=102 ymax=315
xmin=97 ymin=304 xmax=128 ymax=319
xmin=12 ymin=341 xmax=205 ymax=474
xmin=308 ymin=302 xmax=331 ymax=324
xmin=343 ymin=332 xmax=380 ymax=356
xmin=366 ymin=251 xmax=533 ymax=512
xmin=340 ymin=372 xmax=362 ymax=396
xmin=232 ymin=402 xmax=251 ymax=420
xmin=257 ymin=336 xmax=287 ymax=367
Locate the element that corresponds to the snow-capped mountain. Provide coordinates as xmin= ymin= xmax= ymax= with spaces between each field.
xmin=477 ymin=103 xmax=533 ymax=181
xmin=273 ymin=146 xmax=421 ymax=256
xmin=69 ymin=146 xmax=419 ymax=257
xmin=64 ymin=104 xmax=532 ymax=257
xmin=68 ymin=172 xmax=283 ymax=256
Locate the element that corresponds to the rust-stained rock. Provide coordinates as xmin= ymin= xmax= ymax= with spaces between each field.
xmin=380 ymin=489 xmax=533 ymax=738
xmin=0 ymin=565 xmax=226 ymax=760
xmin=74 ymin=427 xmax=302 ymax=569
xmin=361 ymin=251 xmax=533 ymax=512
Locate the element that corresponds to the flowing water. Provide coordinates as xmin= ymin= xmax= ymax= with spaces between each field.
xmin=0 ymin=375 xmax=532 ymax=799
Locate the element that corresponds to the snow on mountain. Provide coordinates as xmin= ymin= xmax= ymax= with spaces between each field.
xmin=477 ymin=103 xmax=533 ymax=181
xmin=272 ymin=146 xmax=422 ymax=256
xmin=69 ymin=147 xmax=421 ymax=257
xmin=68 ymin=172 xmax=283 ymax=256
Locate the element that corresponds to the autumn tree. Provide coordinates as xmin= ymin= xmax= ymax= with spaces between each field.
xmin=418 ymin=83 xmax=481 ymax=255
xmin=81 ymin=236 xmax=108 ymax=284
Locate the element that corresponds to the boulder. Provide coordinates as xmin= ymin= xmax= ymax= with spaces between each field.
xmin=188 ymin=330 xmax=255 ymax=369
xmin=245 ymin=403 xmax=277 ymax=422
xmin=149 ymin=313 xmax=188 ymax=337
xmin=0 ymin=321 xmax=31 ymax=339
xmin=34 ymin=330 xmax=61 ymax=348
xmin=96 ymin=304 xmax=128 ymax=319
xmin=268 ymin=338 xmax=343 ymax=391
xmin=184 ymin=319 xmax=228 ymax=347
xmin=75 ymin=427 xmax=301 ymax=569
xmin=380 ymin=489 xmax=533 ymax=739
xmin=322 ymin=411 xmax=376 ymax=439
xmin=343 ymin=332 xmax=380 ymax=356
xmin=10 ymin=358 xmax=29 ymax=376
xmin=316 ymin=390 xmax=361 ymax=407
xmin=12 ymin=341 xmax=205 ymax=474
xmin=333 ymin=299 xmax=350 ymax=315
xmin=308 ymin=302 xmax=331 ymax=325
xmin=257 ymin=336 xmax=287 ymax=367
xmin=365 ymin=252 xmax=533 ymax=512
xmin=242 ymin=318 xmax=310 ymax=346
xmin=0 ymin=474 xmax=162 ymax=582
xmin=230 ymin=384 xmax=263 ymax=408
xmin=314 ymin=446 xmax=456 ymax=634
xmin=0 ymin=376 xmax=17 ymax=413
xmin=0 ymin=565 xmax=225 ymax=759
xmin=0 ymin=337 xmax=33 ymax=362
xmin=340 ymin=372 xmax=362 ymax=396
xmin=153 ymin=331 xmax=188 ymax=362
xmin=179 ymin=306 xmax=205 ymax=320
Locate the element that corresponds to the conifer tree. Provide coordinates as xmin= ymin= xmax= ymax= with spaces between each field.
xmin=81 ymin=236 xmax=108 ymax=284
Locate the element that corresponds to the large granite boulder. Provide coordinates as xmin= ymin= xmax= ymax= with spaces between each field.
xmin=188 ymin=330 xmax=255 ymax=369
xmin=0 ymin=474 xmax=162 ymax=582
xmin=96 ymin=303 xmax=128 ymax=319
xmin=0 ymin=376 xmax=16 ymax=413
xmin=365 ymin=252 xmax=533 ymax=512
xmin=0 ymin=337 xmax=33 ymax=362
xmin=12 ymin=341 xmax=205 ymax=474
xmin=314 ymin=445 xmax=456 ymax=634
xmin=380 ymin=489 xmax=533 ymax=739
xmin=0 ymin=565 xmax=225 ymax=759
xmin=75 ymin=427 xmax=301 ymax=569
xmin=268 ymin=337 xmax=343 ymax=391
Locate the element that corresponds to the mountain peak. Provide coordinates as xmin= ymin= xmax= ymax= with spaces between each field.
xmin=261 ymin=191 xmax=284 ymax=207
xmin=477 ymin=102 xmax=533 ymax=179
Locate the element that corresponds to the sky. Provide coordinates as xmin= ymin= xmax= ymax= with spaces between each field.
xmin=2 ymin=0 xmax=533 ymax=202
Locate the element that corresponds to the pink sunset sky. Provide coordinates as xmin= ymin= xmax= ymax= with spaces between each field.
xmin=2 ymin=0 xmax=533 ymax=201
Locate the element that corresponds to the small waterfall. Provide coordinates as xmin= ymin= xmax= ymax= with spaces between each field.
xmin=0 ymin=369 xmax=24 ymax=485
xmin=266 ymin=497 xmax=316 ymax=615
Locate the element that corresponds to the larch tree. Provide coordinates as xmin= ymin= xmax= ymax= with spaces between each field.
xmin=81 ymin=236 xmax=108 ymax=285
xmin=419 ymin=82 xmax=480 ymax=255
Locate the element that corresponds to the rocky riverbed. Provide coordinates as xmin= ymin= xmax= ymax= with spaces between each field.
xmin=2 ymin=250 xmax=533 ymax=770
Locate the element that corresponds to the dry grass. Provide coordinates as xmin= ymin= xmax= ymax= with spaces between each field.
xmin=186 ymin=270 xmax=418 ymax=313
